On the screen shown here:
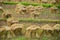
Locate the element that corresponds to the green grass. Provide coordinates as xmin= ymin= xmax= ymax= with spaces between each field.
xmin=42 ymin=3 xmax=54 ymax=7
xmin=2 ymin=2 xmax=60 ymax=8
xmin=3 ymin=2 xmax=18 ymax=5
xmin=56 ymin=5 xmax=60 ymax=9
xmin=11 ymin=36 xmax=59 ymax=40
xmin=19 ymin=18 xmax=60 ymax=23
xmin=11 ymin=36 xmax=26 ymax=40
xmin=0 ymin=10 xmax=4 ymax=14
xmin=0 ymin=18 xmax=6 ymax=21
xmin=11 ymin=36 xmax=38 ymax=40
xmin=0 ymin=18 xmax=60 ymax=23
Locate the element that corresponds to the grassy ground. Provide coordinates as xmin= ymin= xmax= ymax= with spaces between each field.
xmin=0 ymin=18 xmax=60 ymax=23
xmin=19 ymin=18 xmax=60 ymax=23
xmin=2 ymin=2 xmax=60 ymax=9
xmin=11 ymin=36 xmax=26 ymax=40
xmin=11 ymin=36 xmax=60 ymax=40
xmin=11 ymin=37 xmax=39 ymax=40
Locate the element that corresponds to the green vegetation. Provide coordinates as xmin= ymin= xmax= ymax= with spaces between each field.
xmin=3 ymin=2 xmax=18 ymax=5
xmin=0 ymin=10 xmax=3 ymax=14
xmin=0 ymin=18 xmax=60 ymax=23
xmin=11 ymin=36 xmax=26 ymax=40
xmin=21 ymin=2 xmax=40 ymax=6
xmin=0 ymin=18 xmax=6 ymax=21
xmin=2 ymin=2 xmax=60 ymax=8
xmin=19 ymin=18 xmax=60 ymax=23
xmin=0 ymin=11 xmax=3 ymax=14
xmin=11 ymin=36 xmax=59 ymax=40
xmin=11 ymin=36 xmax=45 ymax=40
xmin=56 ymin=5 xmax=60 ymax=9
xmin=42 ymin=3 xmax=53 ymax=8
